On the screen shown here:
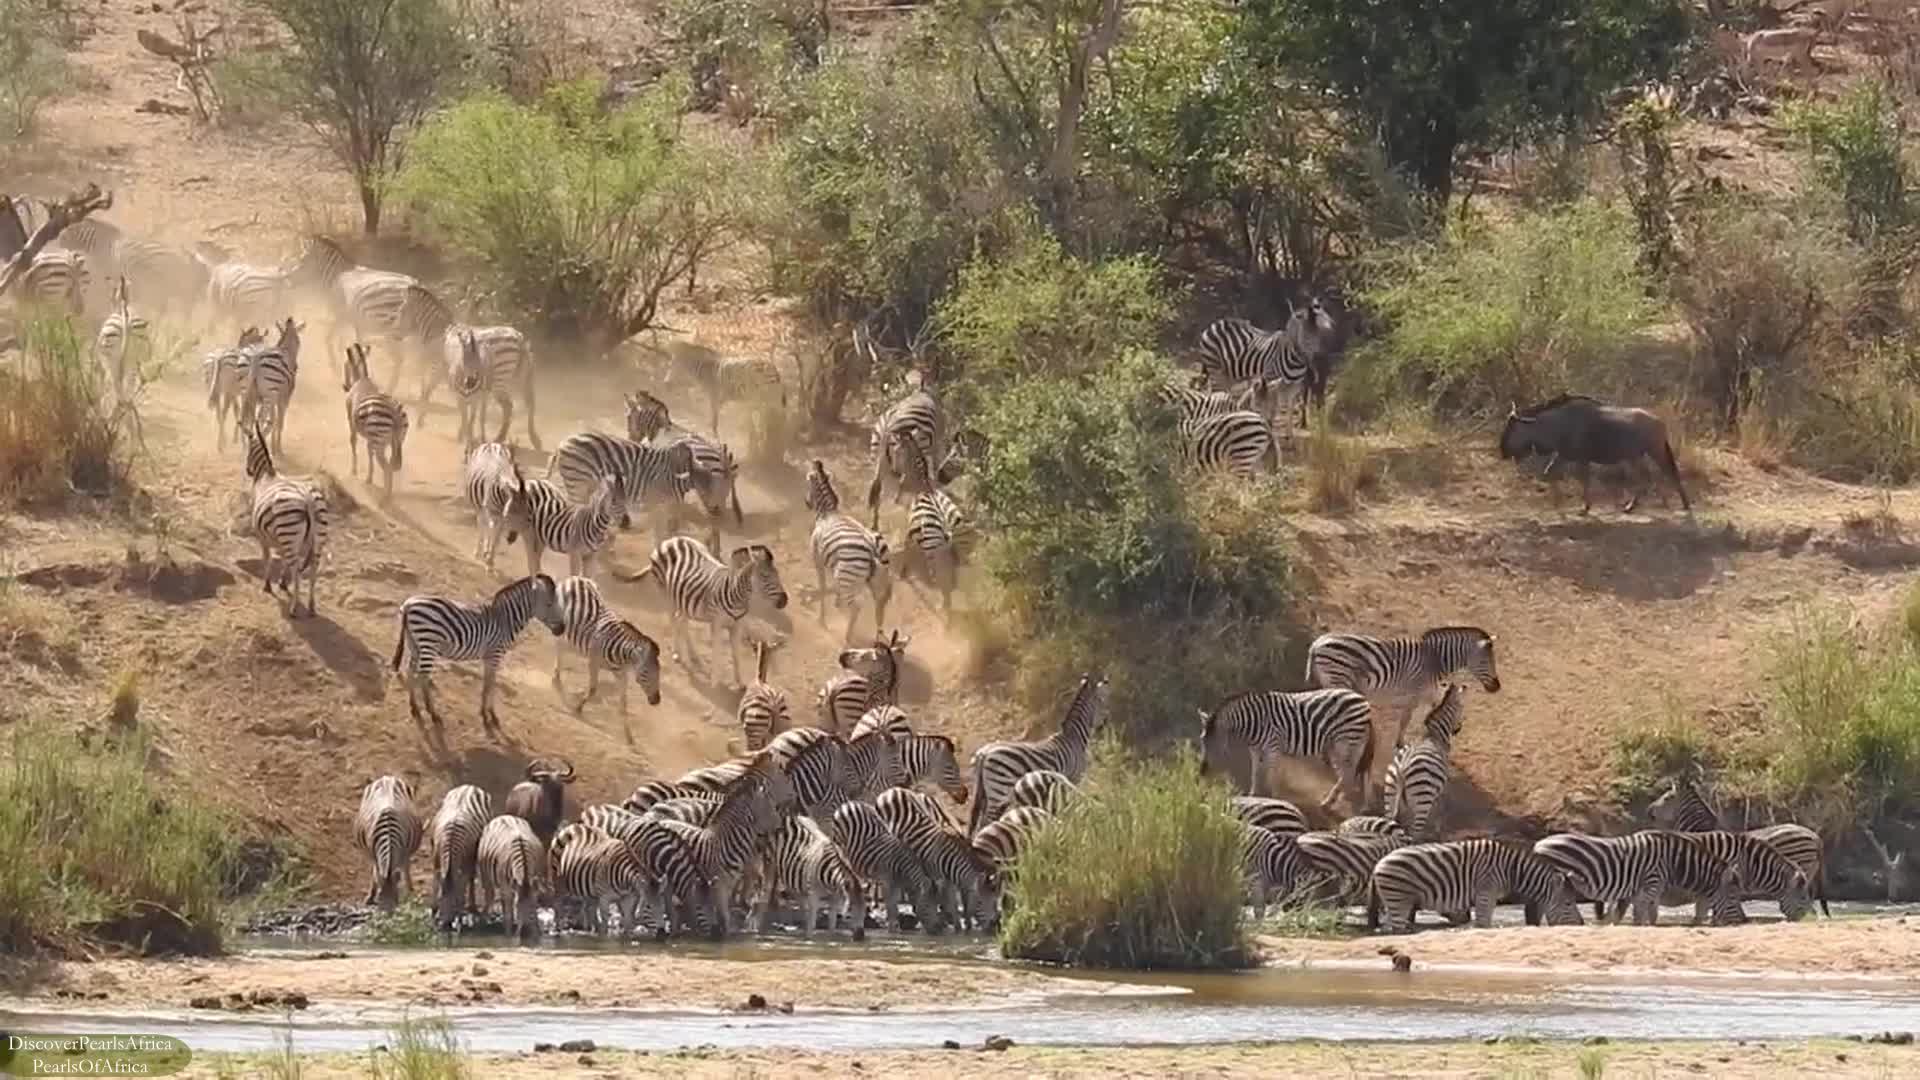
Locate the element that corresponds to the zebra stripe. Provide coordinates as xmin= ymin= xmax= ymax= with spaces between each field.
xmin=621 ymin=537 xmax=789 ymax=688
xmin=1197 ymin=688 xmax=1375 ymax=815
xmin=1383 ymin=683 xmax=1464 ymax=839
xmin=1180 ymin=408 xmax=1279 ymax=477
xmin=56 ymin=220 xmax=204 ymax=319
xmin=1648 ymin=773 xmax=1720 ymax=832
xmin=503 ymin=463 xmax=625 ymax=581
xmin=851 ymin=705 xmax=911 ymax=741
xmin=655 ymin=760 xmax=783 ymax=935
xmin=1369 ymin=838 xmax=1583 ymax=933
xmin=341 ymin=342 xmax=409 ymax=498
xmin=423 ymin=304 xmax=541 ymax=450
xmin=806 ymin=460 xmax=892 ymax=643
xmin=755 ymin=815 xmax=866 ymax=939
xmin=1159 ymin=374 xmax=1275 ymax=425
xmin=551 ymin=824 xmax=649 ymax=936
xmin=92 ymin=278 xmax=149 ymax=395
xmin=971 ymin=805 xmax=1053 ymax=871
xmin=241 ymin=318 xmax=305 ymax=455
xmin=659 ymin=338 xmax=785 ymax=433
xmin=476 ymin=814 xmax=548 ymax=939
xmin=286 ymin=235 xmax=426 ymax=377
xmin=1532 ymin=830 xmax=1740 ymax=926
xmin=390 ymin=573 xmax=564 ymax=732
xmin=892 ymin=435 xmax=967 ymax=615
xmin=352 ymin=776 xmax=421 ymax=910
xmin=551 ymin=575 xmax=662 ymax=722
xmin=205 ymin=326 xmax=267 ymax=450
xmin=546 ymin=430 xmax=695 ymax=541
xmin=1749 ymin=823 xmax=1828 ymax=917
xmin=738 ymin=637 xmax=791 ymax=752
xmin=1338 ymin=815 xmax=1407 ymax=839
xmin=830 ymin=800 xmax=937 ymax=932
xmin=463 ymin=442 xmax=521 ymax=570
xmin=625 ymin=389 xmax=674 ymax=443
xmin=567 ymin=809 xmax=717 ymax=937
xmin=878 ymin=787 xmax=998 ymax=932
xmin=1295 ymin=829 xmax=1405 ymax=903
xmin=426 ymin=785 xmax=494 ymax=929
xmin=1007 ymin=770 xmax=1079 ymax=816
xmin=665 ymin=431 xmax=741 ymax=552
xmin=1196 ymin=299 xmax=1339 ymax=426
xmin=241 ymin=423 xmax=328 ymax=617
xmin=198 ymin=247 xmax=291 ymax=333
xmin=818 ymin=632 xmax=910 ymax=732
xmin=1685 ymin=830 xmax=1813 ymax=923
xmin=897 ymin=734 xmax=968 ymax=804
xmin=1242 ymin=823 xmax=1309 ymax=918
xmin=1230 ymin=795 xmax=1308 ymax=836
xmin=967 ymin=674 xmax=1108 ymax=835
xmin=17 ymin=249 xmax=88 ymax=314
xmin=866 ymin=377 xmax=944 ymax=529
xmin=1306 ymin=626 xmax=1501 ymax=747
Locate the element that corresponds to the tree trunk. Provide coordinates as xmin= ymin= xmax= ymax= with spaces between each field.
xmin=1045 ymin=0 xmax=1125 ymax=230
xmin=359 ymin=180 xmax=382 ymax=237
xmin=0 ymin=184 xmax=114 ymax=300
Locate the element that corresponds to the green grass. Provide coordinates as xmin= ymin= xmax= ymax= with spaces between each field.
xmin=998 ymin=744 xmax=1253 ymax=969
xmin=1609 ymin=714 xmax=1711 ymax=807
xmin=363 ymin=900 xmax=437 ymax=946
xmin=0 ymin=721 xmax=233 ymax=954
xmin=367 ymin=1011 xmax=470 ymax=1080
xmin=1577 ymin=1045 xmax=1610 ymax=1080
xmin=1251 ymin=888 xmax=1348 ymax=939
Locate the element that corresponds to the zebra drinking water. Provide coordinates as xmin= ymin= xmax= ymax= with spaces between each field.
xmin=352 ymin=776 xmax=422 ymax=911
xmin=426 ymin=785 xmax=493 ymax=929
xmin=476 ymin=814 xmax=548 ymax=940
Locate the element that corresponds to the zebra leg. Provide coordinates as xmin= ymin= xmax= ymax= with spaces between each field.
xmin=870 ymin=570 xmax=892 ymax=643
xmin=520 ymin=365 xmax=541 ymax=450
xmin=802 ymin=886 xmax=820 ymax=939
xmin=305 ymin=548 xmax=320 ymax=618
xmin=814 ymin=562 xmax=829 ymax=624
xmin=1472 ymin=890 xmax=1496 ymax=929
xmin=578 ymin=653 xmax=603 ymax=715
xmin=492 ymin=391 xmax=513 ymax=446
xmin=726 ymin=618 xmax=745 ymax=688
xmin=552 ymin=634 xmax=567 ymax=695
xmin=479 ymin=657 xmax=502 ymax=732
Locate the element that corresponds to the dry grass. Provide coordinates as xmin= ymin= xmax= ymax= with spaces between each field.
xmin=1299 ymin=413 xmax=1378 ymax=511
xmin=0 ymin=317 xmax=142 ymax=506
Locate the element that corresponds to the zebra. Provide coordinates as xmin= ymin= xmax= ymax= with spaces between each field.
xmin=737 ymin=635 xmax=791 ymax=752
xmin=1230 ymin=795 xmax=1310 ymax=837
xmin=15 ymin=249 xmax=87 ymax=315
xmin=1180 ymin=408 xmax=1279 ymax=478
xmin=830 ymin=800 xmax=938 ymax=931
xmin=1295 ymin=829 xmax=1405 ymax=903
xmin=819 ymin=631 xmax=910 ymax=732
xmin=477 ymin=814 xmax=548 ymax=940
xmin=657 ymin=337 xmax=785 ymax=433
xmin=1533 ymin=830 xmax=1742 ymax=926
xmin=463 ymin=441 xmax=520 ymax=571
xmin=852 ymin=704 xmax=911 ymax=741
xmin=806 ymin=459 xmax=893 ymax=643
xmin=619 ymin=537 xmax=789 ymax=688
xmin=240 ymin=422 xmax=329 ymax=617
xmin=1369 ymin=838 xmax=1584 ymax=933
xmin=663 ymin=431 xmax=742 ymax=552
xmin=545 ymin=429 xmax=698 ymax=544
xmin=194 ymin=242 xmax=292 ymax=335
xmin=625 ymin=389 xmax=674 ymax=443
xmin=1684 ymin=831 xmax=1813 ymax=923
xmin=1242 ymin=823 xmax=1310 ymax=919
xmin=1006 ymin=770 xmax=1079 ymax=816
xmin=654 ymin=763 xmax=782 ymax=936
xmin=55 ymin=217 xmax=206 ymax=320
xmin=1647 ymin=771 xmax=1721 ymax=832
xmin=426 ymin=785 xmax=493 ymax=929
xmin=892 ymin=433 xmax=968 ymax=617
xmin=502 ymin=463 xmax=626 ymax=581
xmin=879 ymin=789 xmax=1000 ymax=932
xmin=673 ymin=749 xmax=800 ymax=816
xmin=549 ymin=575 xmax=662 ymax=728
xmin=1338 ymin=815 xmax=1407 ymax=838
xmin=866 ymin=374 xmax=945 ymax=530
xmin=241 ymin=318 xmax=305 ymax=455
xmin=390 ymin=573 xmax=566 ymax=732
xmin=551 ymin=824 xmax=650 ymax=936
xmin=91 ymin=277 xmax=149 ymax=396
xmin=1648 ymin=773 xmax=1829 ymax=915
xmin=285 ymin=235 xmax=427 ymax=380
xmin=755 ymin=815 xmax=867 ymax=939
xmin=1748 ymin=824 xmax=1829 ymax=917
xmin=352 ymin=776 xmax=422 ymax=910
xmin=412 ymin=293 xmax=541 ymax=451
xmin=897 ymin=734 xmax=969 ymax=805
xmin=1382 ymin=682 xmax=1464 ymax=839
xmin=1196 ymin=688 xmax=1375 ymax=815
xmin=341 ymin=342 xmax=410 ymax=498
xmin=204 ymin=326 xmax=266 ymax=451
xmin=763 ymin=729 xmax=893 ymax=821
xmin=1159 ymin=374 xmax=1276 ymax=425
xmin=971 ymin=805 xmax=1054 ymax=872
xmin=1195 ymin=298 xmax=1343 ymax=426
xmin=1306 ymin=626 xmax=1502 ymax=749
xmin=967 ymin=674 xmax=1109 ymax=835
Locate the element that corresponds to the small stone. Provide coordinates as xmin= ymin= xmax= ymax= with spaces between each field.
xmin=982 ymin=1035 xmax=1014 ymax=1052
xmin=777 ymin=1001 xmax=794 ymax=1014
xmin=576 ymin=1055 xmax=595 ymax=1066
xmin=942 ymin=1040 xmax=961 ymax=1050
xmin=744 ymin=993 xmax=767 ymax=1010
xmin=1583 ymin=1036 xmax=1609 ymax=1046
xmin=188 ymin=995 xmax=221 ymax=1010
xmin=1376 ymin=946 xmax=1399 ymax=957
xmin=558 ymin=989 xmax=580 ymax=1002
xmin=471 ymin=964 xmax=489 ymax=976
xmin=1482 ymin=1036 xmax=1500 ymax=1046
xmin=475 ymin=951 xmax=494 ymax=959
xmin=533 ymin=1043 xmax=556 ymax=1054
xmin=1391 ymin=954 xmax=1412 ymax=973
xmin=1837 ymin=1054 xmax=1849 ymax=1063
xmin=558 ymin=1040 xmax=595 ymax=1053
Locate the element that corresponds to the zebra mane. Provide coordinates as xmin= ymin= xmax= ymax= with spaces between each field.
xmin=405 ymin=283 xmax=455 ymax=336
xmin=1422 ymin=625 xmax=1492 ymax=643
xmin=493 ymin=573 xmax=551 ymax=605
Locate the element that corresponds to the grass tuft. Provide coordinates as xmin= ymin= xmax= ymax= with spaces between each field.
xmin=363 ymin=900 xmax=436 ymax=946
xmin=0 ymin=315 xmax=144 ymax=506
xmin=1299 ymin=411 xmax=1377 ymax=512
xmin=367 ymin=1011 xmax=469 ymax=1080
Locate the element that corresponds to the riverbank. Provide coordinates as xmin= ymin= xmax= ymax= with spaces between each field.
xmin=1258 ymin=918 xmax=1920 ymax=979
xmin=173 ymin=1039 xmax=1916 ymax=1078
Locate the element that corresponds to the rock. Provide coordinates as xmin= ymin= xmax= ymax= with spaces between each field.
xmin=744 ymin=993 xmax=767 ymax=1010
xmin=557 ymin=989 xmax=580 ymax=1002
xmin=471 ymin=964 xmax=489 ymax=976
xmin=777 ymin=1001 xmax=794 ymax=1015
xmin=475 ymin=951 xmax=495 ymax=960
xmin=1391 ymin=953 xmax=1412 ymax=973
xmin=533 ymin=1044 xmax=556 ymax=1054
xmin=1375 ymin=946 xmax=1399 ymax=957
xmin=982 ymin=1035 xmax=1014 ymax=1052
xmin=1837 ymin=1053 xmax=1849 ymax=1063
xmin=1482 ymin=1036 xmax=1501 ymax=1046
xmin=1867 ymin=1031 xmax=1914 ymax=1045
xmin=577 ymin=1055 xmax=595 ymax=1066
xmin=942 ymin=1040 xmax=961 ymax=1050
xmin=558 ymin=1040 xmax=595 ymax=1053
xmin=188 ymin=995 xmax=221 ymax=1010
xmin=283 ymin=992 xmax=310 ymax=1010
xmin=1583 ymin=1036 xmax=1609 ymax=1046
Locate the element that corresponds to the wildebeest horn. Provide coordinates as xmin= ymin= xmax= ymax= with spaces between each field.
xmin=557 ymin=759 xmax=576 ymax=782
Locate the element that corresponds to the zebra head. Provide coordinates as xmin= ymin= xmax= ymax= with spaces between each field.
xmin=729 ymin=544 xmax=788 ymax=612
xmin=804 ymin=460 xmax=839 ymax=515
xmin=624 ymin=390 xmax=671 ymax=443
xmin=527 ymin=572 xmax=566 ymax=635
xmin=622 ymin=620 xmax=663 ymax=706
xmin=1425 ymin=683 xmax=1465 ymax=743
xmin=453 ymin=330 xmax=483 ymax=395
xmin=837 ymin=629 xmax=910 ymax=683
xmin=917 ymin=734 xmax=969 ymax=804
xmin=595 ymin=468 xmax=630 ymax=529
xmin=274 ymin=317 xmax=305 ymax=369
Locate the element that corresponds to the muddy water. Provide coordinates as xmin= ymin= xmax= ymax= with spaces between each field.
xmin=9 ymin=937 xmax=1920 ymax=1053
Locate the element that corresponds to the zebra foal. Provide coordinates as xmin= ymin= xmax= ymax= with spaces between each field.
xmin=1197 ymin=688 xmax=1375 ymax=815
xmin=966 ymin=674 xmax=1109 ymax=835
xmin=426 ymin=785 xmax=493 ymax=929
xmin=866 ymin=374 xmax=945 ymax=530
xmin=240 ymin=423 xmax=329 ymax=617
xmin=737 ymin=636 xmax=791 ymax=752
xmin=1382 ymin=682 xmax=1464 ymax=839
xmin=341 ymin=342 xmax=410 ymax=498
xmin=463 ymin=441 xmax=520 ymax=571
xmin=806 ymin=460 xmax=893 ymax=643
xmin=92 ymin=276 xmax=150 ymax=396
xmin=818 ymin=631 xmax=910 ymax=732
xmin=241 ymin=318 xmax=305 ymax=455
xmin=619 ymin=537 xmax=789 ymax=688
xmin=1369 ymin=838 xmax=1582 ymax=933
xmin=550 ymin=575 xmax=662 ymax=732
xmin=390 ymin=574 xmax=565 ymax=732
xmin=353 ymin=776 xmax=422 ymax=910
xmin=477 ymin=814 xmax=548 ymax=940
xmin=1306 ymin=626 xmax=1501 ymax=749
xmin=503 ymin=463 xmax=626 ymax=581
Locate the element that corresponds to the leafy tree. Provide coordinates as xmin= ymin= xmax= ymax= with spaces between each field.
xmin=1245 ymin=0 xmax=1691 ymax=197
xmin=259 ymin=0 xmax=464 ymax=234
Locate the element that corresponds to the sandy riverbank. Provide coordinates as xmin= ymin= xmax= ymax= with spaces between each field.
xmin=1260 ymin=918 xmax=1920 ymax=978
xmin=171 ymin=1039 xmax=1916 ymax=1079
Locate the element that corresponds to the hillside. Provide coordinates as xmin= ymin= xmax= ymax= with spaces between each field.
xmin=5 ymin=3 xmax=1920 ymax=899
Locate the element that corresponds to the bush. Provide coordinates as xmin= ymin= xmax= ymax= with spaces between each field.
xmin=1790 ymin=82 xmax=1912 ymax=244
xmin=999 ymin=745 xmax=1252 ymax=968
xmin=1348 ymin=200 xmax=1658 ymax=420
xmin=1791 ymin=340 xmax=1920 ymax=483
xmin=394 ymin=77 xmax=761 ymax=346
xmin=0 ymin=722 xmax=234 ymax=954
xmin=0 ymin=316 xmax=142 ymax=505
xmin=668 ymin=0 xmax=823 ymax=120
xmin=1609 ymin=714 xmax=1711 ymax=808
xmin=363 ymin=900 xmax=436 ymax=946
xmin=0 ymin=0 xmax=66 ymax=139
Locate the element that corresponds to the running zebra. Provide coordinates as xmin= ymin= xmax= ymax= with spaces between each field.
xmin=806 ymin=460 xmax=893 ymax=643
xmin=285 ymin=235 xmax=427 ymax=379
xmin=551 ymin=824 xmax=649 ymax=937
xmin=879 ymin=788 xmax=999 ymax=932
xmin=390 ymin=574 xmax=565 ymax=732
xmin=503 ymin=464 xmax=626 ymax=581
xmin=830 ymin=800 xmax=938 ymax=931
xmin=204 ymin=326 xmax=266 ymax=451
xmin=755 ymin=815 xmax=867 ymax=939
xmin=1684 ymin=831 xmax=1813 ymax=923
xmin=1230 ymin=796 xmax=1309 ymax=837
xmin=341 ymin=342 xmax=410 ymax=498
xmin=893 ymin=434 xmax=968 ymax=617
xmin=92 ymin=277 xmax=149 ymax=396
xmin=818 ymin=631 xmax=910 ymax=732
xmin=1306 ymin=626 xmax=1502 ymax=748
xmin=1197 ymin=688 xmax=1375 ymax=815
xmin=545 ymin=429 xmax=698 ymax=545
xmin=737 ymin=636 xmax=791 ymax=752
xmin=1006 ymin=770 xmax=1079 ymax=816
xmin=619 ymin=537 xmax=789 ymax=688
xmin=352 ymin=776 xmax=422 ymax=910
xmin=625 ymin=389 xmax=673 ymax=443
xmin=56 ymin=218 xmax=205 ymax=320
xmin=866 ymin=374 xmax=945 ymax=529
xmin=1180 ymin=408 xmax=1279 ymax=478
xmin=463 ymin=441 xmax=520 ymax=571
xmin=241 ymin=318 xmax=305 ymax=455
xmin=426 ymin=785 xmax=493 ymax=929
xmin=412 ymin=292 xmax=542 ymax=450
xmin=1295 ymin=829 xmax=1405 ymax=903
xmin=1242 ymin=823 xmax=1308 ymax=919
xmin=1369 ymin=838 xmax=1583 ymax=933
xmin=1382 ymin=683 xmax=1464 ymax=839
xmin=1532 ymin=830 xmax=1741 ymax=926
xmin=477 ymin=815 xmax=548 ymax=940
xmin=1195 ymin=297 xmax=1342 ymax=426
xmin=16 ymin=249 xmax=87 ymax=315
xmin=657 ymin=338 xmax=785 ymax=433
xmin=240 ymin=423 xmax=329 ymax=617
xmin=966 ymin=674 xmax=1109 ymax=835
xmin=549 ymin=576 xmax=662 ymax=728
xmin=194 ymin=242 xmax=292 ymax=335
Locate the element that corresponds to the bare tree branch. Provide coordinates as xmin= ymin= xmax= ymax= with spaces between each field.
xmin=0 ymin=184 xmax=113 ymax=300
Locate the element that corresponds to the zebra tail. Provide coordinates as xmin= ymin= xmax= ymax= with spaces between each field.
xmin=1355 ymin=725 xmax=1378 ymax=803
xmin=390 ymin=607 xmax=409 ymax=672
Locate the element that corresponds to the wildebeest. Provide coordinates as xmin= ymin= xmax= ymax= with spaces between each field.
xmin=503 ymin=758 xmax=575 ymax=845
xmin=1498 ymin=395 xmax=1691 ymax=514
xmin=1290 ymin=291 xmax=1351 ymax=421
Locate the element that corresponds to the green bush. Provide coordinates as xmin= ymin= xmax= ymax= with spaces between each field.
xmin=0 ymin=316 xmax=142 ymax=505
xmin=999 ymin=745 xmax=1252 ymax=968
xmin=1348 ymin=199 xmax=1658 ymax=419
xmin=669 ymin=0 xmax=823 ymax=119
xmin=1790 ymin=81 xmax=1912 ymax=243
xmin=1609 ymin=715 xmax=1711 ymax=807
xmin=0 ymin=722 xmax=233 ymax=954
xmin=394 ymin=77 xmax=761 ymax=345
xmin=0 ymin=0 xmax=66 ymax=139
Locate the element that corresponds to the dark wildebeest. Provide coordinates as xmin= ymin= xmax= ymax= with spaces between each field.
xmin=1289 ymin=291 xmax=1352 ymax=422
xmin=503 ymin=758 xmax=575 ymax=845
xmin=1499 ymin=395 xmax=1691 ymax=514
